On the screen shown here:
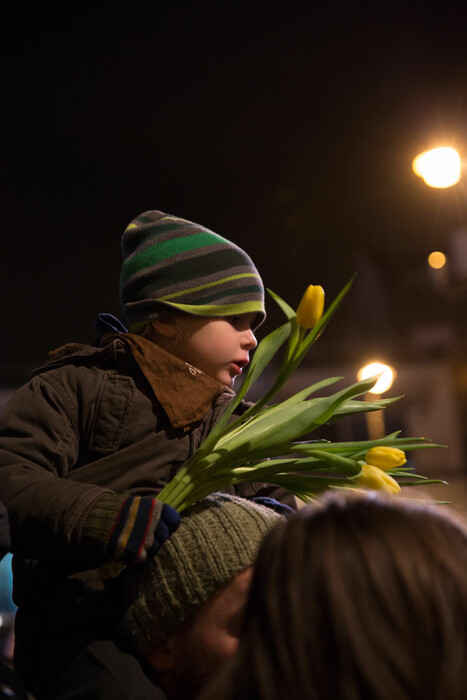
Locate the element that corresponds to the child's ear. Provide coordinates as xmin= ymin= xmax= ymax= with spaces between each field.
xmin=146 ymin=639 xmax=175 ymax=672
xmin=150 ymin=317 xmax=178 ymax=339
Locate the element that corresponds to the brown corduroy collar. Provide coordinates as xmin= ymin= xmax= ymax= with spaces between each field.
xmin=118 ymin=333 xmax=231 ymax=429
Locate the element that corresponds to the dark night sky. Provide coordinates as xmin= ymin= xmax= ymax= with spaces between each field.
xmin=2 ymin=0 xmax=467 ymax=369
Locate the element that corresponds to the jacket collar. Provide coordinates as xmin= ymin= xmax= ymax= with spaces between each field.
xmin=118 ymin=333 xmax=231 ymax=429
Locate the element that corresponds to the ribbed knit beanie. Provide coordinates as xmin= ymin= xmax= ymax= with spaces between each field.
xmin=120 ymin=493 xmax=282 ymax=656
xmin=119 ymin=210 xmax=265 ymax=332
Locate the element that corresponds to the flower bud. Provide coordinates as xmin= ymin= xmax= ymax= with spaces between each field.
xmin=364 ymin=446 xmax=406 ymax=471
xmin=295 ymin=285 xmax=325 ymax=329
xmin=357 ymin=464 xmax=401 ymax=495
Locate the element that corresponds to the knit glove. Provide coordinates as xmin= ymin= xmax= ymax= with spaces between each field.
xmin=84 ymin=494 xmax=180 ymax=564
xmin=252 ymin=496 xmax=295 ymax=517
xmin=109 ymin=497 xmax=180 ymax=562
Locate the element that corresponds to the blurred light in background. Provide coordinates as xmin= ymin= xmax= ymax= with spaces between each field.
xmin=428 ymin=250 xmax=447 ymax=269
xmin=412 ymin=147 xmax=461 ymax=188
xmin=357 ymin=362 xmax=395 ymax=394
xmin=357 ymin=362 xmax=396 ymax=440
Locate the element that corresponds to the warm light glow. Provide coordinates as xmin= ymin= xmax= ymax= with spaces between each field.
xmin=357 ymin=362 xmax=395 ymax=394
xmin=428 ymin=251 xmax=447 ymax=269
xmin=412 ymin=147 xmax=461 ymax=188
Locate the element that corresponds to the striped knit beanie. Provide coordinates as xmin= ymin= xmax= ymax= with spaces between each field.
xmin=120 ymin=493 xmax=282 ymax=655
xmin=120 ymin=210 xmax=266 ymax=333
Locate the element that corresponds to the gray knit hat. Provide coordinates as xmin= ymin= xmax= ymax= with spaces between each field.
xmin=119 ymin=210 xmax=266 ymax=333
xmin=121 ymin=493 xmax=282 ymax=656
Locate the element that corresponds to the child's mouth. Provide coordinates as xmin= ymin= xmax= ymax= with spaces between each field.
xmin=231 ymin=360 xmax=248 ymax=376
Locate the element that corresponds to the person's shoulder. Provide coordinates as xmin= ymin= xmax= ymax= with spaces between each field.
xmin=31 ymin=337 xmax=129 ymax=377
xmin=20 ymin=338 xmax=138 ymax=403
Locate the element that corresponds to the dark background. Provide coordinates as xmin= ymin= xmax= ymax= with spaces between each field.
xmin=2 ymin=0 xmax=467 ymax=370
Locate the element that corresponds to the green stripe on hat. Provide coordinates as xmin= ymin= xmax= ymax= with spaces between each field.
xmin=122 ymin=219 xmax=208 ymax=260
xmin=163 ymin=284 xmax=264 ymax=308
xmin=121 ymin=231 xmax=229 ymax=282
xmin=165 ymin=300 xmax=265 ymax=321
xmin=159 ymin=273 xmax=260 ymax=302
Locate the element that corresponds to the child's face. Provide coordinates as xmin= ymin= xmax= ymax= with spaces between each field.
xmin=170 ymin=313 xmax=258 ymax=388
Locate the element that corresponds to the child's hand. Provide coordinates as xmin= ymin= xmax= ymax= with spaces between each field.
xmin=147 ymin=503 xmax=181 ymax=557
xmin=108 ymin=497 xmax=180 ymax=563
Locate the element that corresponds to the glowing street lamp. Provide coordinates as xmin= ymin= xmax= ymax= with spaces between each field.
xmin=357 ymin=362 xmax=395 ymax=439
xmin=357 ymin=362 xmax=395 ymax=394
xmin=412 ymin=147 xmax=461 ymax=188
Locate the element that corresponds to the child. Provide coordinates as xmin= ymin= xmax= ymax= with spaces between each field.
xmin=0 ymin=210 xmax=294 ymax=698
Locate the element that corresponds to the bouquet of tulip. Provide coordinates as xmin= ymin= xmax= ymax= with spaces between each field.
xmin=157 ymin=278 xmax=444 ymax=512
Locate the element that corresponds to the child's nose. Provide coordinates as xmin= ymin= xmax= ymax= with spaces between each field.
xmin=242 ymin=329 xmax=257 ymax=350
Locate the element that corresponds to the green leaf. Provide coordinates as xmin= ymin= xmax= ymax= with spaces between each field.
xmin=277 ymin=377 xmax=343 ymax=408
xmin=285 ymin=320 xmax=301 ymax=363
xmin=331 ymin=396 xmax=402 ymax=417
xmin=217 ymin=375 xmax=381 ymax=458
xmin=267 ymin=288 xmax=297 ymax=320
xmin=268 ymin=473 xmax=353 ymax=499
xmin=242 ymin=322 xmax=292 ymax=393
xmin=397 ymin=479 xmax=448 ymax=487
xmin=290 ymin=435 xmax=434 ymax=455
xmin=235 ymin=378 xmax=344 ymax=431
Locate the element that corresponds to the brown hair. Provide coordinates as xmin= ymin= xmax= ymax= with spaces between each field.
xmin=204 ymin=492 xmax=467 ymax=700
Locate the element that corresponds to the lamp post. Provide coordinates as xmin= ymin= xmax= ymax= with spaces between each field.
xmin=412 ymin=145 xmax=467 ymax=300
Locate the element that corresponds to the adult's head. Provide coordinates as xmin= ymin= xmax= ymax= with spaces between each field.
xmin=205 ymin=492 xmax=467 ymax=700
xmin=120 ymin=492 xmax=282 ymax=699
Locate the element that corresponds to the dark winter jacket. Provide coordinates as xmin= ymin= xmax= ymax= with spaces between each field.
xmin=0 ymin=334 xmax=293 ymax=626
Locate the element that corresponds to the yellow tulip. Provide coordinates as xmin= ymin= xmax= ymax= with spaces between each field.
xmin=295 ymin=285 xmax=325 ymax=329
xmin=364 ymin=446 xmax=407 ymax=471
xmin=357 ymin=464 xmax=401 ymax=495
